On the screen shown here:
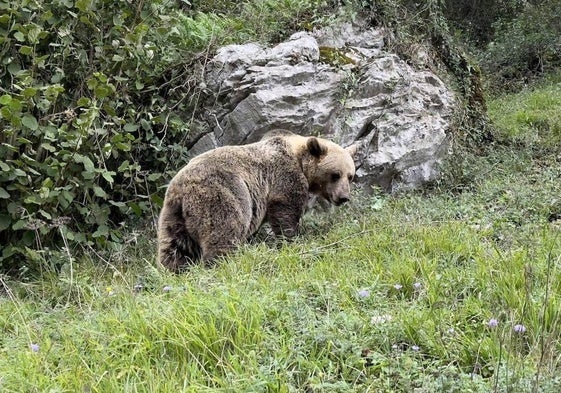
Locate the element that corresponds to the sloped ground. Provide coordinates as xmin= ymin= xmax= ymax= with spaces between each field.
xmin=1 ymin=80 xmax=561 ymax=391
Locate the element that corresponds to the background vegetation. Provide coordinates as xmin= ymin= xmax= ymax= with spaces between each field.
xmin=445 ymin=0 xmax=561 ymax=91
xmin=0 ymin=0 xmax=359 ymax=273
xmin=1 ymin=0 xmax=561 ymax=391
xmin=2 ymin=0 xmax=560 ymax=273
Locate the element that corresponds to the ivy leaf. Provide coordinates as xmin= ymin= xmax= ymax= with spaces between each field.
xmin=19 ymin=45 xmax=33 ymax=55
xmin=13 ymin=31 xmax=25 ymax=42
xmin=22 ymin=87 xmax=37 ymax=98
xmin=124 ymin=123 xmax=138 ymax=132
xmin=0 ymin=187 xmax=9 ymax=199
xmin=102 ymin=171 xmax=116 ymax=185
xmin=38 ymin=209 xmax=52 ymax=219
xmin=22 ymin=114 xmax=38 ymax=130
xmin=92 ymin=224 xmax=109 ymax=238
xmin=12 ymin=220 xmax=26 ymax=230
xmin=94 ymin=85 xmax=111 ymax=99
xmin=74 ymin=153 xmax=95 ymax=172
xmin=27 ymin=27 xmax=42 ymax=44
xmin=77 ymin=97 xmax=91 ymax=107
xmin=0 ymin=214 xmax=11 ymax=231
xmin=7 ymin=62 xmax=20 ymax=75
xmin=75 ymin=0 xmax=89 ymax=11
xmin=93 ymin=186 xmax=107 ymax=198
xmin=0 ymin=94 xmax=12 ymax=105
xmin=147 ymin=173 xmax=161 ymax=181
xmin=40 ymin=142 xmax=56 ymax=152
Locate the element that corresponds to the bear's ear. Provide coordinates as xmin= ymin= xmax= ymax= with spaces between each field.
xmin=307 ymin=137 xmax=327 ymax=158
xmin=345 ymin=144 xmax=358 ymax=158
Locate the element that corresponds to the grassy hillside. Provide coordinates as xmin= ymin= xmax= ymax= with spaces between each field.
xmin=2 ymin=78 xmax=561 ymax=391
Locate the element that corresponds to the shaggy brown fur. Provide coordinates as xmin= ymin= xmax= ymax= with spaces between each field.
xmin=157 ymin=131 xmax=356 ymax=272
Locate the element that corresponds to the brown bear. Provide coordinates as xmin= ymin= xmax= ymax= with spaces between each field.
xmin=157 ymin=130 xmax=356 ymax=272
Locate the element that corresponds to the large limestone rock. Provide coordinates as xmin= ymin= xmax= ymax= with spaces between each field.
xmin=197 ymin=22 xmax=454 ymax=192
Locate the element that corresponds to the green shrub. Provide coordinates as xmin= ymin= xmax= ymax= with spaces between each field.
xmin=442 ymin=0 xmax=525 ymax=47
xmin=0 ymin=0 xmax=203 ymax=274
xmin=481 ymin=0 xmax=561 ymax=91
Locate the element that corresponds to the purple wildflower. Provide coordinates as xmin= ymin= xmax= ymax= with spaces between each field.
xmin=488 ymin=318 xmax=499 ymax=328
xmin=394 ymin=284 xmax=403 ymax=290
xmin=163 ymin=285 xmax=172 ymax=293
xmin=30 ymin=343 xmax=39 ymax=353
xmin=513 ymin=324 xmax=527 ymax=334
xmin=413 ymin=282 xmax=422 ymax=290
xmin=358 ymin=289 xmax=370 ymax=298
xmin=411 ymin=345 xmax=420 ymax=352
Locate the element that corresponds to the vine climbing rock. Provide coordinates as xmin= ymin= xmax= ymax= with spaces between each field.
xmin=195 ymin=22 xmax=455 ymax=192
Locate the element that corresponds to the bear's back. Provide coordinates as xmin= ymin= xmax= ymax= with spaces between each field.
xmin=184 ymin=136 xmax=298 ymax=178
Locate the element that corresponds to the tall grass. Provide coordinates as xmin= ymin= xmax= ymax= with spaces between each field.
xmin=488 ymin=72 xmax=561 ymax=148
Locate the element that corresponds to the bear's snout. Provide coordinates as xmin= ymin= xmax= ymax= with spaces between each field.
xmin=334 ymin=196 xmax=350 ymax=206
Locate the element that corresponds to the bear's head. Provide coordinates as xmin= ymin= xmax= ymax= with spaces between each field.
xmin=303 ymin=137 xmax=357 ymax=206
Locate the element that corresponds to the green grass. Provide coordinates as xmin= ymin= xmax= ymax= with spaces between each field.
xmin=3 ymin=83 xmax=561 ymax=391
xmin=488 ymin=72 xmax=561 ymax=148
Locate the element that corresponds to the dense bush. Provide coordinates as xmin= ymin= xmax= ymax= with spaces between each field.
xmin=481 ymin=0 xmax=561 ymax=90
xmin=0 ymin=0 xmax=193 ymax=273
xmin=442 ymin=0 xmax=525 ymax=46
xmin=439 ymin=0 xmax=561 ymax=91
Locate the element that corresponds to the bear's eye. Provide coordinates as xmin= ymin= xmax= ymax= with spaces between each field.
xmin=331 ymin=173 xmax=341 ymax=182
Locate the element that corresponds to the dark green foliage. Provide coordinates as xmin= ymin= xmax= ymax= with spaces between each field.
xmin=481 ymin=0 xmax=561 ymax=90
xmin=366 ymin=0 xmax=491 ymax=143
xmin=0 ymin=0 xmax=199 ymax=273
xmin=440 ymin=0 xmax=561 ymax=92
xmin=442 ymin=0 xmax=525 ymax=47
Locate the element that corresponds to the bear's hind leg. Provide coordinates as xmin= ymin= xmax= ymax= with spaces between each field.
xmin=189 ymin=178 xmax=253 ymax=265
xmin=199 ymin=234 xmax=244 ymax=267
